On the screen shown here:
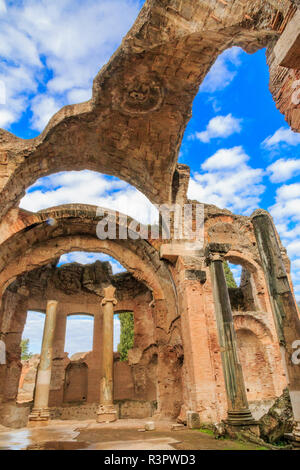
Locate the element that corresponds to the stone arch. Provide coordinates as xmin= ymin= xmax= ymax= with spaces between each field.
xmin=63 ymin=361 xmax=88 ymax=404
xmin=233 ymin=314 xmax=274 ymax=345
xmin=234 ymin=319 xmax=277 ymax=402
xmin=0 ymin=1 xmax=294 ymax=219
xmin=0 ymin=205 xmax=177 ymax=329
xmin=0 ymin=205 xmax=182 ymax=418
xmin=224 ymin=250 xmax=271 ymax=313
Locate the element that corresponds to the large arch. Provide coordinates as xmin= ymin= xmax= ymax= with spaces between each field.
xmin=0 ymin=204 xmax=177 ymax=331
xmin=0 ymin=206 xmax=184 ymax=421
xmin=0 ymin=1 xmax=294 ymax=218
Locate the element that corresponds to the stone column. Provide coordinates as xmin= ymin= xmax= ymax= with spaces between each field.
xmin=206 ymin=244 xmax=255 ymax=426
xmin=52 ymin=307 xmax=67 ymax=359
xmin=251 ymin=209 xmax=300 ymax=444
xmin=96 ymin=286 xmax=117 ymax=423
xmin=28 ymin=300 xmax=58 ymax=425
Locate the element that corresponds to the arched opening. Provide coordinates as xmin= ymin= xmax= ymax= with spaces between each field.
xmin=19 ymin=170 xmax=159 ymax=227
xmin=17 ymin=311 xmax=45 ymax=404
xmin=0 ymin=228 xmax=179 ymax=426
xmin=221 ymin=255 xmax=284 ymax=410
xmin=236 ymin=327 xmax=275 ymax=401
xmin=114 ymin=311 xmax=134 ymax=358
xmin=225 ymin=261 xmax=260 ymax=313
xmin=65 ymin=314 xmax=94 ymax=358
xmin=63 ymin=362 xmax=88 ymax=404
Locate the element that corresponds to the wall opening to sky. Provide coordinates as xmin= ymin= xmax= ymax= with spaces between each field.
xmin=19 ymin=170 xmax=159 ymax=226
xmin=180 ymin=46 xmax=300 ymax=302
xmin=228 ymin=263 xmax=242 ymax=287
xmin=19 ymin=251 xmax=127 ymax=359
xmin=226 ymin=262 xmax=259 ymax=314
xmin=58 ymin=251 xmax=126 ymax=275
xmin=22 ymin=310 xmax=46 ymax=356
xmin=65 ymin=314 xmax=94 ymax=358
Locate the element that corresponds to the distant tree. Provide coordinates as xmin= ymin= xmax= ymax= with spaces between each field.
xmin=20 ymin=338 xmax=33 ymax=361
xmin=118 ymin=312 xmax=134 ymax=362
xmin=224 ymin=261 xmax=238 ymax=288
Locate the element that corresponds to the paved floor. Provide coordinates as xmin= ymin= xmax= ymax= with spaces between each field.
xmin=0 ymin=418 xmax=267 ymax=450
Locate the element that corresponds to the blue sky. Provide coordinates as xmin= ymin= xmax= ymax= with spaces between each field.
xmin=23 ymin=311 xmax=121 ymax=356
xmin=1 ymin=0 xmax=300 ymax=352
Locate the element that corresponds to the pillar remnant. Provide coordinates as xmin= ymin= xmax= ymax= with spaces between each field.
xmin=28 ymin=300 xmax=58 ymax=425
xmin=251 ymin=209 xmax=300 ymax=445
xmin=97 ymin=285 xmax=118 ymax=423
xmin=206 ymin=243 xmax=256 ymax=427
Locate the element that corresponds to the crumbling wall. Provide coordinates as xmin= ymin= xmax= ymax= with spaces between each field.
xmin=3 ymin=261 xmax=182 ymax=420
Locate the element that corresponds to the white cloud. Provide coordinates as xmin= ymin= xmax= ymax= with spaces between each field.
xmin=23 ymin=310 xmax=121 ymax=356
xmin=114 ymin=316 xmax=121 ymax=352
xmin=22 ymin=311 xmax=45 ymax=355
xmin=30 ymin=95 xmax=62 ymax=131
xmin=194 ymin=114 xmax=242 ymax=143
xmin=270 ymin=183 xmax=300 ymax=223
xmin=20 ymin=170 xmax=158 ymax=225
xmin=200 ymin=47 xmax=242 ymax=93
xmin=0 ymin=0 xmax=7 ymax=14
xmin=269 ymin=182 xmax=300 ymax=300
xmin=64 ymin=314 xmax=120 ymax=355
xmin=67 ymin=88 xmax=92 ymax=104
xmin=228 ymin=263 xmax=242 ymax=286
xmin=292 ymin=259 xmax=300 ymax=270
xmin=65 ymin=315 xmax=94 ymax=356
xmin=188 ymin=147 xmax=265 ymax=214
xmin=0 ymin=0 xmax=140 ymax=131
xmin=263 ymin=127 xmax=300 ymax=148
xmin=201 ymin=146 xmax=248 ymax=171
xmin=267 ymin=158 xmax=300 ymax=183
xmin=287 ymin=241 xmax=300 ymax=257
xmin=0 ymin=109 xmax=14 ymax=127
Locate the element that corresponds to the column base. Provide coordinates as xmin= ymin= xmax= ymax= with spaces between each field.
xmin=226 ymin=410 xmax=257 ymax=427
xmin=96 ymin=404 xmax=117 ymax=423
xmin=28 ymin=408 xmax=50 ymax=426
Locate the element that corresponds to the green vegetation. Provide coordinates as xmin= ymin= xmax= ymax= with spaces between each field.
xmin=117 ymin=312 xmax=134 ymax=361
xmin=196 ymin=428 xmax=214 ymax=436
xmin=224 ymin=261 xmax=237 ymax=288
xmin=20 ymin=338 xmax=33 ymax=361
xmin=193 ymin=428 xmax=269 ymax=450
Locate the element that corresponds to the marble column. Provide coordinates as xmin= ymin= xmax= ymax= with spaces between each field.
xmin=206 ymin=244 xmax=256 ymax=426
xmin=96 ymin=286 xmax=117 ymax=423
xmin=252 ymin=209 xmax=300 ymax=445
xmin=28 ymin=300 xmax=58 ymax=425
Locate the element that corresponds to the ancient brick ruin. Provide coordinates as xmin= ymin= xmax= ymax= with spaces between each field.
xmin=0 ymin=0 xmax=300 ymax=446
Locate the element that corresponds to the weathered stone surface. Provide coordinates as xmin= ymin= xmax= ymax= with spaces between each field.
xmin=0 ymin=1 xmax=294 ymax=220
xmin=187 ymin=411 xmax=201 ymax=429
xmin=259 ymin=389 xmax=294 ymax=442
xmin=17 ymin=355 xmax=40 ymax=403
xmin=0 ymin=1 xmax=298 ymax=441
xmin=145 ymin=421 xmax=155 ymax=431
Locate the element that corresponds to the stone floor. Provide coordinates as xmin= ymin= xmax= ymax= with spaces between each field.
xmin=0 ymin=418 xmax=270 ymax=450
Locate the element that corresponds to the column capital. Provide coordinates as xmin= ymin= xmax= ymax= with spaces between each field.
xmin=250 ymin=208 xmax=271 ymax=220
xmin=205 ymin=243 xmax=231 ymax=265
xmin=47 ymin=299 xmax=58 ymax=308
xmin=101 ymin=285 xmax=117 ymax=307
